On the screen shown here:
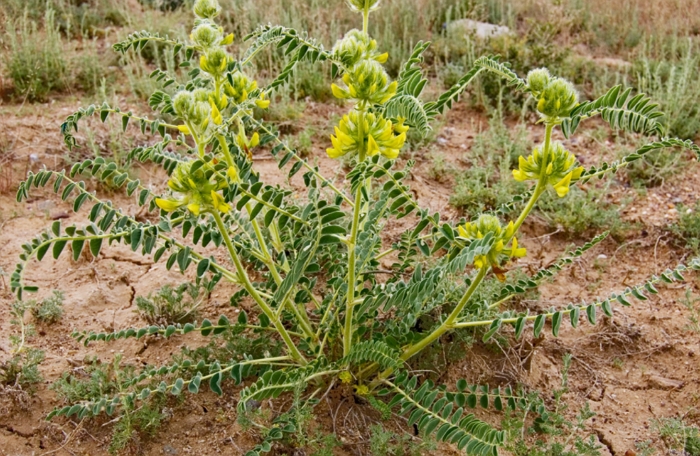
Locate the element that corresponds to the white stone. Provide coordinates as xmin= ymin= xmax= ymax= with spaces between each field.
xmin=446 ymin=19 xmax=511 ymax=40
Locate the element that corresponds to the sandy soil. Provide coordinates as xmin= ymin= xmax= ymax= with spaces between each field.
xmin=0 ymin=97 xmax=699 ymax=456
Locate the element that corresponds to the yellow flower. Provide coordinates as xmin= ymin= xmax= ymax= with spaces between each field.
xmin=332 ymin=59 xmax=397 ymax=105
xmin=255 ymin=92 xmax=270 ymax=109
xmin=327 ymin=111 xmax=406 ymax=160
xmin=457 ymin=215 xmax=526 ymax=269
xmin=156 ymin=161 xmax=230 ymax=216
xmin=199 ymin=47 xmax=228 ymax=78
xmin=332 ymin=29 xmax=388 ymax=68
xmin=210 ymin=190 xmax=230 ymax=213
xmin=224 ymin=72 xmax=258 ymax=104
xmin=513 ymin=142 xmax=584 ymax=198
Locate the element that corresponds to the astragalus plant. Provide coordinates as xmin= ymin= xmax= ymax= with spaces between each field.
xmin=11 ymin=0 xmax=700 ymax=454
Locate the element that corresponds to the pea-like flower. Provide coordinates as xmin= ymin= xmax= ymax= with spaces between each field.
xmin=457 ymin=215 xmax=526 ymax=269
xmin=331 ymin=59 xmax=397 ymax=105
xmin=327 ymin=111 xmax=407 ymax=160
xmin=200 ymin=47 xmax=228 ymax=78
xmin=513 ymin=142 xmax=584 ymax=197
xmin=332 ymin=29 xmax=388 ymax=69
xmin=155 ymin=161 xmax=230 ymax=216
xmin=224 ymin=72 xmax=258 ymax=104
xmin=191 ymin=23 xmax=222 ymax=49
xmin=346 ymin=0 xmax=381 ymax=13
xmin=193 ymin=0 xmax=221 ymax=19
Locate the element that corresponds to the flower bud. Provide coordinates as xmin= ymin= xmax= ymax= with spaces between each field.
xmin=346 ymin=0 xmax=381 ymax=13
xmin=536 ymin=78 xmax=578 ymax=119
xmin=332 ymin=29 xmax=383 ymax=68
xmin=526 ymin=68 xmax=551 ymax=98
xmin=327 ymin=111 xmax=406 ymax=160
xmin=332 ymin=59 xmax=396 ymax=105
xmin=191 ymin=23 xmax=222 ymax=49
xmin=193 ymin=0 xmax=221 ymax=19
xmin=173 ymin=91 xmax=195 ymax=118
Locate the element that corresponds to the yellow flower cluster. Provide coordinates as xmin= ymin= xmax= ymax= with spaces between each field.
xmin=332 ymin=59 xmax=397 ymax=106
xmin=457 ymin=215 xmax=526 ymax=269
xmin=513 ymin=142 xmax=584 ymax=197
xmin=155 ymin=161 xmax=233 ymax=216
xmin=327 ymin=111 xmax=407 ymax=160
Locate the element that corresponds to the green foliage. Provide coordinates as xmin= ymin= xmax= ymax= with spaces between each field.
xmin=652 ymin=417 xmax=700 ymax=456
xmin=504 ymin=355 xmax=602 ymax=456
xmin=449 ymin=119 xmax=529 ymax=216
xmin=369 ymin=423 xmax=436 ymax=456
xmin=30 ymin=290 xmax=65 ymax=324
xmin=670 ymin=202 xmax=700 ymax=252
xmin=6 ymin=8 xmax=67 ymax=101
xmin=0 ymin=348 xmax=44 ymax=391
xmin=135 ymin=280 xmax=212 ymax=325
xmin=12 ymin=0 xmax=700 ymax=454
xmin=535 ymin=184 xmax=626 ymax=237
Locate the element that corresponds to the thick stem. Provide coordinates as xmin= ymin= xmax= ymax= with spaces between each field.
xmin=212 ymin=211 xmax=307 ymax=364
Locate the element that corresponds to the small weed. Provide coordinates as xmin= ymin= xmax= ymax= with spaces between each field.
xmin=369 ymin=424 xmax=436 ymax=456
xmin=536 ymin=184 xmax=628 ymax=238
xmin=504 ymin=354 xmax=602 ymax=456
xmin=1 ymin=301 xmax=44 ymax=391
xmin=670 ymin=202 xmax=700 ymax=252
xmin=51 ymin=355 xmax=167 ymax=455
xmin=450 ymin=118 xmax=529 ymax=216
xmin=652 ymin=416 xmax=700 ymax=456
xmin=30 ymin=290 xmax=65 ymax=324
xmin=680 ymin=290 xmax=700 ymax=334
xmin=426 ymin=152 xmax=452 ymax=183
xmin=136 ymin=280 xmax=212 ymax=326
xmin=291 ymin=127 xmax=316 ymax=159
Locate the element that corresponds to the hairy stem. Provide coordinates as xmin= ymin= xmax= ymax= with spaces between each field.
xmin=343 ymin=108 xmax=368 ymax=357
xmin=212 ymin=211 xmax=307 ymax=364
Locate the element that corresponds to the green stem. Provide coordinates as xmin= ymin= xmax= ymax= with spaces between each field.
xmin=343 ymin=186 xmax=364 ymax=357
xmin=211 ymin=211 xmax=307 ymax=364
xmin=362 ymin=8 xmax=369 ymax=34
xmin=246 ymin=202 xmax=315 ymax=340
xmin=508 ymin=123 xmax=554 ymax=241
xmin=343 ymin=106 xmax=367 ymax=358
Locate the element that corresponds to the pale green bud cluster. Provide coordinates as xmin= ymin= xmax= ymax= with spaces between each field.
xmin=457 ymin=216 xmax=526 ymax=269
xmin=200 ymin=47 xmax=228 ymax=78
xmin=513 ymin=142 xmax=584 ymax=197
xmin=193 ymin=0 xmax=221 ymax=19
xmin=191 ymin=23 xmax=223 ymax=49
xmin=173 ymin=90 xmax=213 ymax=134
xmin=332 ymin=29 xmax=388 ymax=68
xmin=527 ymin=68 xmax=578 ymax=119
